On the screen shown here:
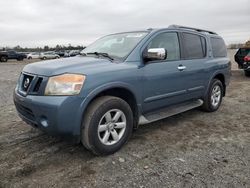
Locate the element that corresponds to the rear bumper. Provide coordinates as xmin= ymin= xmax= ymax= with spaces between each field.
xmin=13 ymin=88 xmax=85 ymax=142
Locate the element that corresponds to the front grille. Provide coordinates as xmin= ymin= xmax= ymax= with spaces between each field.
xmin=15 ymin=102 xmax=35 ymax=121
xmin=33 ymin=77 xmax=43 ymax=92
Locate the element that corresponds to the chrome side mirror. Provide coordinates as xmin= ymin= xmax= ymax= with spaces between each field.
xmin=144 ymin=48 xmax=167 ymax=61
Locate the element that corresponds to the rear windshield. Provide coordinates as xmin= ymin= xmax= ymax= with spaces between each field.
xmin=237 ymin=48 xmax=250 ymax=56
xmin=210 ymin=37 xmax=227 ymax=58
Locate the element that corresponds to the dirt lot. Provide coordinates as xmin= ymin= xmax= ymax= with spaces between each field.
xmin=0 ymin=54 xmax=250 ymax=187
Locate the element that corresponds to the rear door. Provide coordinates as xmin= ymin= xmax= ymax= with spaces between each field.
xmin=179 ymin=32 xmax=208 ymax=99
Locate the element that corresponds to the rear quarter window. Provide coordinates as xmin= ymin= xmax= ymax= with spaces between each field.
xmin=210 ymin=37 xmax=227 ymax=58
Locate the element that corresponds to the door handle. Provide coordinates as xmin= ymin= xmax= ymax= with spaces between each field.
xmin=177 ymin=65 xmax=186 ymax=71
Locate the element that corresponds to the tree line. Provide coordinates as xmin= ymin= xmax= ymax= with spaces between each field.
xmin=1 ymin=44 xmax=86 ymax=52
xmin=227 ymin=39 xmax=250 ymax=49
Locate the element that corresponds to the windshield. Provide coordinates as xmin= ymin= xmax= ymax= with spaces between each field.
xmin=81 ymin=32 xmax=148 ymax=60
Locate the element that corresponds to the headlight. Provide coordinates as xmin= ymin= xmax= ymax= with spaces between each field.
xmin=45 ymin=74 xmax=85 ymax=96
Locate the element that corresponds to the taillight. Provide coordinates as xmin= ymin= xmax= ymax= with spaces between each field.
xmin=244 ymin=56 xmax=250 ymax=62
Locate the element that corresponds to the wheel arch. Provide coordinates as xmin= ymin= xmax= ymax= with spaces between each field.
xmin=213 ymin=73 xmax=226 ymax=96
xmin=204 ymin=72 xmax=227 ymax=99
xmin=79 ymin=84 xmax=140 ymax=133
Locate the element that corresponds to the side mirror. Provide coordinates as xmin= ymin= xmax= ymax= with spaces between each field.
xmin=144 ymin=48 xmax=167 ymax=61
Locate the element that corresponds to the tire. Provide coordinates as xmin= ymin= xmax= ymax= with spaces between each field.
xmin=244 ymin=70 xmax=250 ymax=77
xmin=81 ymin=96 xmax=133 ymax=155
xmin=43 ymin=57 xmax=46 ymax=60
xmin=28 ymin=57 xmax=32 ymax=59
xmin=0 ymin=56 xmax=7 ymax=62
xmin=202 ymin=79 xmax=223 ymax=112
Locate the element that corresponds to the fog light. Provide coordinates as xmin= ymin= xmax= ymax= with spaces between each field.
xmin=40 ymin=118 xmax=49 ymax=127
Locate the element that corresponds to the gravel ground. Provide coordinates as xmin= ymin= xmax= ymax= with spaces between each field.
xmin=0 ymin=54 xmax=250 ymax=187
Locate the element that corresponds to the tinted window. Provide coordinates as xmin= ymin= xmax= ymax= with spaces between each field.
xmin=183 ymin=33 xmax=206 ymax=59
xmin=238 ymin=48 xmax=250 ymax=56
xmin=210 ymin=37 xmax=227 ymax=57
xmin=147 ymin=32 xmax=180 ymax=61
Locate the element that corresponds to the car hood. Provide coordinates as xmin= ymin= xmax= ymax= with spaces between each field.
xmin=23 ymin=56 xmax=118 ymax=76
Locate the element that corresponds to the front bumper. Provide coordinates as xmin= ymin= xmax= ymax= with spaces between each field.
xmin=14 ymin=88 xmax=85 ymax=142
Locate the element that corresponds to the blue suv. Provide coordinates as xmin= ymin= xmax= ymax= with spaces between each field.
xmin=14 ymin=25 xmax=231 ymax=155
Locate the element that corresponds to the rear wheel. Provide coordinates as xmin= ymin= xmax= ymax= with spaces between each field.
xmin=244 ymin=70 xmax=250 ymax=77
xmin=81 ymin=96 xmax=133 ymax=155
xmin=202 ymin=79 xmax=223 ymax=112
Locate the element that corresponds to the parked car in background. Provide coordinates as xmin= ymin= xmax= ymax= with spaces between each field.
xmin=7 ymin=50 xmax=26 ymax=61
xmin=63 ymin=50 xmax=83 ymax=57
xmin=14 ymin=25 xmax=230 ymax=155
xmin=27 ymin=52 xmax=41 ymax=59
xmin=55 ymin=51 xmax=65 ymax=57
xmin=40 ymin=51 xmax=60 ymax=60
xmin=242 ymin=51 xmax=250 ymax=76
xmin=63 ymin=50 xmax=71 ymax=57
xmin=234 ymin=47 xmax=250 ymax=76
xmin=69 ymin=50 xmax=81 ymax=57
xmin=0 ymin=51 xmax=8 ymax=62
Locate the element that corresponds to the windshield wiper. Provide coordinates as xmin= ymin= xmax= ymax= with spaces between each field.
xmin=86 ymin=52 xmax=114 ymax=61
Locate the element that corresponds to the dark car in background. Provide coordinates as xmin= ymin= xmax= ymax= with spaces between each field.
xmin=55 ymin=51 xmax=65 ymax=57
xmin=7 ymin=50 xmax=27 ymax=61
xmin=234 ymin=47 xmax=250 ymax=76
xmin=242 ymin=51 xmax=250 ymax=76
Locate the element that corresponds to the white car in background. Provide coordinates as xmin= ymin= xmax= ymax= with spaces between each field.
xmin=40 ymin=51 xmax=60 ymax=60
xmin=27 ymin=52 xmax=41 ymax=59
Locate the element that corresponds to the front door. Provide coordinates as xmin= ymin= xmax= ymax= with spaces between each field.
xmin=141 ymin=32 xmax=188 ymax=113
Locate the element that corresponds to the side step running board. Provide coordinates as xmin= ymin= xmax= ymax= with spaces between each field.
xmin=139 ymin=99 xmax=203 ymax=125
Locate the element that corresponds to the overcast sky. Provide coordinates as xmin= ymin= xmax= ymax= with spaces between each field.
xmin=0 ymin=0 xmax=249 ymax=47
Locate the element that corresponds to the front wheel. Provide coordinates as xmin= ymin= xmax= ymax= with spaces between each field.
xmin=0 ymin=56 xmax=8 ymax=62
xmin=244 ymin=70 xmax=250 ymax=77
xmin=202 ymin=79 xmax=223 ymax=112
xmin=81 ymin=96 xmax=133 ymax=155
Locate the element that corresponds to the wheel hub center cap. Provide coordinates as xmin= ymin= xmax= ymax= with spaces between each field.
xmin=108 ymin=123 xmax=114 ymax=130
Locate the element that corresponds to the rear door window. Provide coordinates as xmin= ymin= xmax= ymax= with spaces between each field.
xmin=182 ymin=33 xmax=206 ymax=59
xmin=210 ymin=37 xmax=227 ymax=57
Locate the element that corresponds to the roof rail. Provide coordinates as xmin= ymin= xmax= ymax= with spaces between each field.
xmin=168 ymin=25 xmax=217 ymax=35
